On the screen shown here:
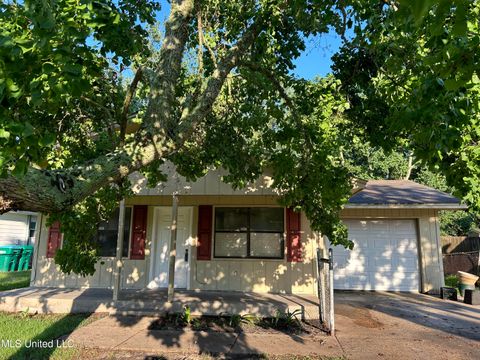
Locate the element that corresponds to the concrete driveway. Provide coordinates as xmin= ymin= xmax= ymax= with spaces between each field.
xmin=335 ymin=291 xmax=480 ymax=360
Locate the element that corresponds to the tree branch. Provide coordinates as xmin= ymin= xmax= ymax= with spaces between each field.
xmin=243 ymin=62 xmax=295 ymax=108
xmin=120 ymin=67 xmax=143 ymax=143
xmin=0 ymin=3 xmax=266 ymax=214
xmin=177 ymin=15 xmax=265 ymax=138
xmin=197 ymin=9 xmax=204 ymax=75
xmin=0 ymin=1 xmax=196 ymax=214
xmin=142 ymin=0 xmax=194 ymax=138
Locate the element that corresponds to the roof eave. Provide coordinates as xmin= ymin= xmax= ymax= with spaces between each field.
xmin=344 ymin=203 xmax=468 ymax=210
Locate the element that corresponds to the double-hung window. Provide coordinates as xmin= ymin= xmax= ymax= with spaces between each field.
xmin=214 ymin=207 xmax=284 ymax=259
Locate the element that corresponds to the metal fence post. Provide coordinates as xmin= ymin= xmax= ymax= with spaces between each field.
xmin=316 ymin=248 xmax=326 ymax=323
xmin=328 ymin=247 xmax=335 ymax=335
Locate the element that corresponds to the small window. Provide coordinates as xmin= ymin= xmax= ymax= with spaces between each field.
xmin=28 ymin=215 xmax=37 ymax=241
xmin=214 ymin=207 xmax=284 ymax=259
xmin=94 ymin=207 xmax=132 ymax=257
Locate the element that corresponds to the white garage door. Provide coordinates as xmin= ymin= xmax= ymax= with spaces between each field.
xmin=331 ymin=219 xmax=420 ymax=292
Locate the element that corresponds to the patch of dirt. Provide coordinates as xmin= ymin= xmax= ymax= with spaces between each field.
xmin=335 ymin=303 xmax=383 ymax=328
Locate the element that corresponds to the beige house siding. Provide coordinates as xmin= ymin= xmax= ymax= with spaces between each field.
xmin=31 ymin=211 xmax=152 ymax=290
xmin=31 ymin=195 xmax=319 ymax=295
xmin=31 ymin=195 xmax=445 ymax=294
xmin=191 ymin=210 xmax=319 ymax=295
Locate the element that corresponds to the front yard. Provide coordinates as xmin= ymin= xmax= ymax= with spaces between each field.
xmin=0 ymin=312 xmax=101 ymax=360
xmin=0 ymin=270 xmax=31 ymax=291
xmin=0 ymin=272 xmax=104 ymax=359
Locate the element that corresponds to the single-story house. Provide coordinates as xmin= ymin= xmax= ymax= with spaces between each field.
xmin=0 ymin=211 xmax=38 ymax=247
xmin=29 ymin=168 xmax=466 ymax=296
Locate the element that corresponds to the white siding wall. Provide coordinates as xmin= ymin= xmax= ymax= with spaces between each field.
xmin=0 ymin=212 xmax=29 ymax=246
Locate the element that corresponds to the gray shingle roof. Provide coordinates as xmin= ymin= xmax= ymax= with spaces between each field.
xmin=347 ymin=180 xmax=464 ymax=207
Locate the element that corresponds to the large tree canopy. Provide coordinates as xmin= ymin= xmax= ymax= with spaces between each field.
xmin=334 ymin=0 xmax=480 ymax=210
xmin=0 ymin=0 xmax=478 ymax=274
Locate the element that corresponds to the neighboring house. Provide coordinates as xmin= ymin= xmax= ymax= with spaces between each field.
xmin=30 ymin=168 xmax=465 ymax=295
xmin=0 ymin=211 xmax=38 ymax=246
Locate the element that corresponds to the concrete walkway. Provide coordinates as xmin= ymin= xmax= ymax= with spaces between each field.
xmin=68 ymin=291 xmax=480 ymax=359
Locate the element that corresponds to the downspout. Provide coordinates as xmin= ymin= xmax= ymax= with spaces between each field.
xmin=434 ymin=211 xmax=446 ymax=289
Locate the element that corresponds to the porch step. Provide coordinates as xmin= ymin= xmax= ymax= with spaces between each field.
xmin=0 ymin=287 xmax=320 ymax=319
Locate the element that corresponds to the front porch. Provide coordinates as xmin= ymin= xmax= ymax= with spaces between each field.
xmin=0 ymin=287 xmax=320 ymax=319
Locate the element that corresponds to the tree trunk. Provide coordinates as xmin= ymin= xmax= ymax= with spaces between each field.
xmin=404 ymin=154 xmax=414 ymax=180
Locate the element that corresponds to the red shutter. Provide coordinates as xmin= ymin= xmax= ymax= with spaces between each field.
xmin=130 ymin=205 xmax=147 ymax=260
xmin=46 ymin=221 xmax=62 ymax=258
xmin=197 ymin=205 xmax=213 ymax=260
xmin=286 ymin=208 xmax=302 ymax=262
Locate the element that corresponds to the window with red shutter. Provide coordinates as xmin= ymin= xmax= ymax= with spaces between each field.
xmin=130 ymin=205 xmax=147 ymax=260
xmin=197 ymin=205 xmax=213 ymax=260
xmin=46 ymin=221 xmax=62 ymax=258
xmin=286 ymin=208 xmax=302 ymax=262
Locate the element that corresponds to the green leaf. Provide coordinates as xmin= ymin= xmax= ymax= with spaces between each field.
xmin=12 ymin=159 xmax=27 ymax=176
xmin=42 ymin=62 xmax=56 ymax=73
xmin=22 ymin=123 xmax=35 ymax=137
xmin=444 ymin=79 xmax=463 ymax=90
xmin=0 ymin=129 xmax=10 ymax=139
xmin=39 ymin=133 xmax=56 ymax=147
xmin=38 ymin=16 xmax=55 ymax=30
xmin=64 ymin=63 xmax=82 ymax=76
xmin=30 ymin=89 xmax=42 ymax=107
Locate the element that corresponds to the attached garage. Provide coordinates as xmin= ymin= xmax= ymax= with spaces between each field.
xmin=332 ymin=219 xmax=420 ymax=291
xmin=333 ymin=180 xmax=467 ymax=293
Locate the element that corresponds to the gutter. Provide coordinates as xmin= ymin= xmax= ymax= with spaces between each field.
xmin=344 ymin=203 xmax=468 ymax=210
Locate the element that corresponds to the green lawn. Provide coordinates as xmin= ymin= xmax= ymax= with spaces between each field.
xmin=0 ymin=270 xmax=31 ymax=291
xmin=0 ymin=271 xmax=101 ymax=359
xmin=0 ymin=312 xmax=100 ymax=360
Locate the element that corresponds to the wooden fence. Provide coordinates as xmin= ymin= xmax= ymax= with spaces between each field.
xmin=441 ymin=236 xmax=480 ymax=276
xmin=441 ymin=236 xmax=480 ymax=254
xmin=443 ymin=252 xmax=480 ymax=276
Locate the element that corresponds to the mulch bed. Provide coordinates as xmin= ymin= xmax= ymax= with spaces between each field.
xmin=148 ymin=313 xmax=325 ymax=336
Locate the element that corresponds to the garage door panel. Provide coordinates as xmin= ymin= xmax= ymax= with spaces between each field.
xmin=347 ymin=275 xmax=369 ymax=288
xmin=331 ymin=219 xmax=419 ymax=292
xmin=373 ymin=238 xmax=391 ymax=248
xmin=372 ymin=257 xmax=393 ymax=270
xmin=333 ymin=254 xmax=349 ymax=269
xmin=395 ymin=257 xmax=418 ymax=270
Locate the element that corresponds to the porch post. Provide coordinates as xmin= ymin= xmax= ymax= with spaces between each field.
xmin=167 ymin=193 xmax=179 ymax=302
xmin=113 ymin=199 xmax=126 ymax=301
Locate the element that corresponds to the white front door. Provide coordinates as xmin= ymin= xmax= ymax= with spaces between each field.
xmin=148 ymin=207 xmax=192 ymax=289
xmin=330 ymin=219 xmax=420 ymax=292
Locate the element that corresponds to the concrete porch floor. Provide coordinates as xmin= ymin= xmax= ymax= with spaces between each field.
xmin=0 ymin=287 xmax=320 ymax=319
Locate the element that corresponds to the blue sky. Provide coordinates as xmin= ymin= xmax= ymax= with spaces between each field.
xmin=292 ymin=31 xmax=343 ymax=79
